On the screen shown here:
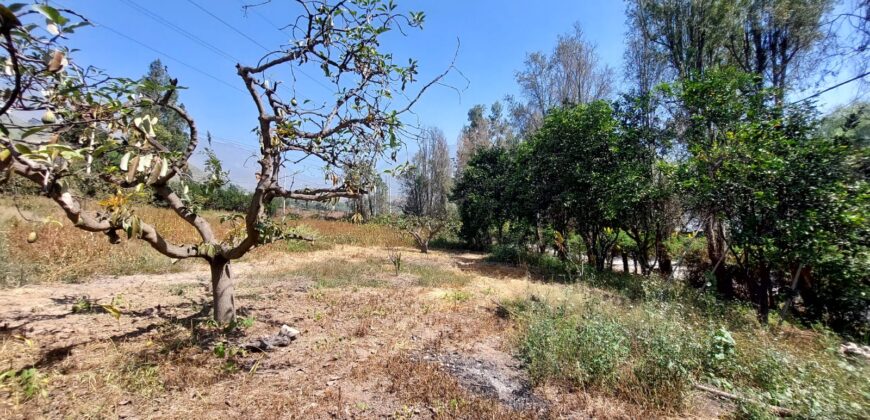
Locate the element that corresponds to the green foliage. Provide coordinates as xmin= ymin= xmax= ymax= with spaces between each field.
xmin=510 ymin=298 xmax=700 ymax=410
xmin=674 ymin=68 xmax=869 ymax=333
xmin=526 ymin=101 xmax=629 ymax=271
xmin=506 ymin=291 xmax=869 ymax=416
xmin=451 ymin=147 xmax=516 ymax=249
xmin=0 ymin=368 xmax=47 ymax=400
xmin=705 ymin=327 xmax=737 ymax=376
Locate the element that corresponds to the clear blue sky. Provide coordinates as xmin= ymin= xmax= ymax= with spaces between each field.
xmin=51 ymin=0 xmax=859 ymax=191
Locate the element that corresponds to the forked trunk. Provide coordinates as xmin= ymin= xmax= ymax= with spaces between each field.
xmin=210 ymin=256 xmax=236 ymax=324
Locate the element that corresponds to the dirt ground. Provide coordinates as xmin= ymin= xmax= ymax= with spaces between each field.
xmin=0 ymin=245 xmax=724 ymax=419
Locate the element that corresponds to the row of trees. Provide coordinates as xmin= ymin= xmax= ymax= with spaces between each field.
xmin=451 ymin=0 xmax=869 ymax=338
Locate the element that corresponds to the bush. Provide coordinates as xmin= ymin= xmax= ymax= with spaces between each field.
xmin=487 ymin=244 xmax=523 ymax=264
xmin=511 ymin=298 xmax=701 ymax=410
xmin=518 ymin=303 xmax=629 ymax=388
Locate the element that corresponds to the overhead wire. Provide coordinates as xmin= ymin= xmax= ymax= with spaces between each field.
xmin=119 ymin=0 xmax=240 ymax=64
xmin=185 ymin=0 xmax=272 ymax=52
xmin=48 ymin=0 xmax=246 ymax=94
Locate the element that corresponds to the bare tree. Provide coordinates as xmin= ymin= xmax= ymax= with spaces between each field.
xmin=402 ymin=127 xmax=451 ymax=217
xmin=513 ymin=23 xmax=614 ymax=133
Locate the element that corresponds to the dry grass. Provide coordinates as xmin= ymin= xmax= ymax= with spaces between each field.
xmin=0 ymin=197 xmax=412 ymax=287
xmin=0 ymin=246 xmax=531 ymax=419
xmin=378 ymin=354 xmax=536 ymax=419
xmin=4 ymin=199 xmax=857 ymax=418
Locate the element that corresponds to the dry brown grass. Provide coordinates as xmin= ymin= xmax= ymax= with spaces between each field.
xmin=0 ymin=197 xmax=412 ymax=286
xmin=0 ymin=246 xmax=550 ymax=419
xmin=288 ymin=218 xmax=413 ymax=248
xmin=378 ymin=354 xmax=537 ymax=419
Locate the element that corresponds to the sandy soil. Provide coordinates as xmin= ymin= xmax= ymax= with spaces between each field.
xmin=0 ymin=246 xmax=721 ymax=419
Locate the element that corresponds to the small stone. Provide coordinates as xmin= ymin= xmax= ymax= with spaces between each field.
xmin=280 ymin=325 xmax=300 ymax=338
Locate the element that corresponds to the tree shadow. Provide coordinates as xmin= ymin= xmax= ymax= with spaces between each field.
xmin=20 ymin=301 xmax=215 ymax=370
xmin=453 ymin=255 xmax=532 ymax=280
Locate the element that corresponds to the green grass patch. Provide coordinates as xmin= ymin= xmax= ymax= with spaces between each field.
xmin=406 ymin=263 xmax=472 ymax=288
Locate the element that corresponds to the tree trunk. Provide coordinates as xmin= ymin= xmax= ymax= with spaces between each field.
xmin=655 ymin=232 xmax=673 ymax=278
xmin=705 ymin=217 xmax=732 ymax=299
xmin=210 ymin=256 xmax=236 ymax=324
xmin=535 ymin=217 xmax=547 ymax=254
xmin=755 ymin=263 xmax=772 ymax=325
xmin=621 ymin=250 xmax=629 ymax=273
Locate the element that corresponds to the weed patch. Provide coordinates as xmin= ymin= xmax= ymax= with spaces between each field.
xmin=503 ymin=293 xmax=870 ymax=417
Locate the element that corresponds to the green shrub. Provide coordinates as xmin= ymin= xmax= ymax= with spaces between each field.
xmin=486 ymin=244 xmax=523 ymax=264
xmin=630 ymin=321 xmax=702 ymax=410
xmin=519 ymin=304 xmax=630 ymax=388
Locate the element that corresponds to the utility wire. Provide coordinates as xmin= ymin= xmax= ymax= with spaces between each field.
xmin=119 ymin=0 xmax=239 ymax=64
xmin=227 ymin=0 xmax=334 ymax=92
xmin=790 ymin=70 xmax=870 ymax=104
xmin=185 ymin=0 xmax=271 ymax=51
xmin=49 ymin=0 xmax=245 ymax=94
xmin=239 ymin=0 xmax=292 ymax=35
xmin=93 ymin=23 xmax=246 ymax=94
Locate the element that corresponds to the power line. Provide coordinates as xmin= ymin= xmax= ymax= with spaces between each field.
xmin=95 ymin=23 xmax=246 ymax=94
xmin=119 ymin=0 xmax=239 ymax=64
xmin=239 ymin=0 xmax=292 ymax=36
xmin=185 ymin=0 xmax=272 ymax=52
xmin=49 ymin=0 xmax=245 ymax=94
xmin=225 ymin=0 xmax=334 ymax=93
xmin=791 ymin=71 xmax=870 ymax=104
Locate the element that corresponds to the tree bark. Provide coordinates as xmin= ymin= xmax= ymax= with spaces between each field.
xmin=752 ymin=260 xmax=772 ymax=325
xmin=210 ymin=256 xmax=236 ymax=324
xmin=655 ymin=232 xmax=673 ymax=278
xmin=621 ymin=250 xmax=629 ymax=273
xmin=705 ymin=216 xmax=732 ymax=299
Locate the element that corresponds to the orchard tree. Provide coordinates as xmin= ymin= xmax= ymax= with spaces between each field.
xmin=452 ymin=146 xmax=514 ymax=249
xmin=0 ymin=1 xmax=447 ymax=323
xmin=526 ymin=101 xmax=628 ymax=271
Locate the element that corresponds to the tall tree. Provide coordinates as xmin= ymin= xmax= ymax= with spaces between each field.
xmin=526 ymin=101 xmax=628 ymax=271
xmin=513 ymin=24 xmax=614 ymax=133
xmin=456 ymin=105 xmax=491 ymax=173
xmin=402 ymin=127 xmax=452 ymax=217
xmin=724 ymin=0 xmax=835 ymax=102
xmin=628 ymin=0 xmax=732 ymax=82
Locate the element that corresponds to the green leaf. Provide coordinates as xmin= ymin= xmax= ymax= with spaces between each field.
xmin=100 ymin=304 xmax=122 ymax=320
xmin=19 ymin=125 xmax=47 ymax=139
xmin=32 ymin=4 xmax=68 ymax=25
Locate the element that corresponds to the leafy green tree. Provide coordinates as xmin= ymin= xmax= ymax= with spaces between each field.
xmin=613 ymin=93 xmax=679 ymax=276
xmin=675 ymin=68 xmax=867 ymax=326
xmin=526 ymin=101 xmax=628 ymax=271
xmin=451 ymin=147 xmax=514 ymax=249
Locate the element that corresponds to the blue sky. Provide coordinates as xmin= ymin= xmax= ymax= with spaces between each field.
xmin=51 ymin=0 xmax=861 ymax=191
